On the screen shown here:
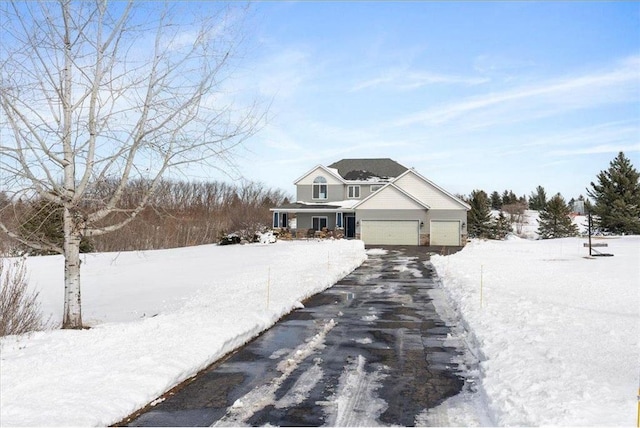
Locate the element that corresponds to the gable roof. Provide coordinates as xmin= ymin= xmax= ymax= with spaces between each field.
xmin=353 ymin=182 xmax=430 ymax=210
xmin=394 ymin=169 xmax=471 ymax=210
xmin=293 ymin=164 xmax=345 ymax=185
xmin=328 ymin=158 xmax=408 ymax=181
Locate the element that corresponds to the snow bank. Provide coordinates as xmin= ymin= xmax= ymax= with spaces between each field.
xmin=0 ymin=240 xmax=366 ymax=427
xmin=431 ymin=236 xmax=640 ymax=426
xmin=3 ymin=235 xmax=638 ymax=426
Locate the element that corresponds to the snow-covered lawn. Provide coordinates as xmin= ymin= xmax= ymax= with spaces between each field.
xmin=431 ymin=236 xmax=639 ymax=426
xmin=1 ymin=235 xmax=638 ymax=426
xmin=0 ymin=240 xmax=367 ymax=426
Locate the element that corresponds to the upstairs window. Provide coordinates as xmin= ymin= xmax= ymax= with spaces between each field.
xmin=313 ymin=176 xmax=327 ymax=199
xmin=347 ymin=185 xmax=360 ymax=198
xmin=370 ymin=184 xmax=382 ymax=192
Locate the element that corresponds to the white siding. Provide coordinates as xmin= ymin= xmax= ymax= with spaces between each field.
xmin=296 ymin=167 xmax=343 ymax=185
xmin=356 ymin=185 xmax=425 ymax=210
xmin=395 ymin=171 xmax=462 ymax=210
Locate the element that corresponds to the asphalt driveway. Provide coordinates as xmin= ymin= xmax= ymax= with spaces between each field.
xmin=120 ymin=246 xmax=470 ymax=427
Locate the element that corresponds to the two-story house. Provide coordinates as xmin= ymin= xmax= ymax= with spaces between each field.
xmin=271 ymin=158 xmax=470 ymax=246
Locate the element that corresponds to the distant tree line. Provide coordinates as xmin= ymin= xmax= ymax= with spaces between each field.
xmin=464 ymin=152 xmax=639 ymax=240
xmin=0 ymin=180 xmax=290 ymax=255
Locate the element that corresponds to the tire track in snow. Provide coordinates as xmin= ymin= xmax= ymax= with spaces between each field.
xmin=212 ymin=319 xmax=335 ymax=427
xmin=274 ymin=359 xmax=324 ymax=409
xmin=321 ymin=355 xmax=388 ymax=427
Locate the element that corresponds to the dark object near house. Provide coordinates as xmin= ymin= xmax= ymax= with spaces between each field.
xmin=585 ymin=213 xmax=613 ymax=257
xmin=219 ymin=235 xmax=241 ymax=246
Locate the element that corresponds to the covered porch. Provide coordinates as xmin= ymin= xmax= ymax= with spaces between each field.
xmin=270 ymin=201 xmax=357 ymax=239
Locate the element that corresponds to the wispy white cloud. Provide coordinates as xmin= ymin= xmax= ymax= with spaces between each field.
xmin=473 ymin=54 xmax=537 ymax=79
xmin=255 ymin=48 xmax=315 ymax=98
xmin=521 ymin=120 xmax=639 ymax=150
xmin=549 ymin=143 xmax=640 ymax=157
xmin=390 ymin=56 xmax=639 ymax=128
xmin=271 ymin=120 xmax=410 ymax=167
xmin=351 ymin=69 xmax=488 ymax=92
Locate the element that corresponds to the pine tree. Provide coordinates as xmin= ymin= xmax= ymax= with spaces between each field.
xmin=529 ymin=185 xmax=547 ymax=211
xmin=467 ymin=190 xmax=493 ymax=239
xmin=19 ymin=199 xmax=94 ymax=255
xmin=587 ymin=152 xmax=640 ymax=234
xmin=492 ymin=211 xmax=512 ymax=240
xmin=537 ymin=193 xmax=578 ymax=239
xmin=490 ymin=191 xmax=502 ymax=210
xmin=501 ymin=190 xmax=518 ymax=206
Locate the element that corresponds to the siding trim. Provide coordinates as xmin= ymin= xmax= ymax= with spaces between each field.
xmin=394 ymin=169 xmax=471 ymax=210
xmin=353 ymin=182 xmax=430 ymax=210
xmin=294 ymin=165 xmax=344 ymax=185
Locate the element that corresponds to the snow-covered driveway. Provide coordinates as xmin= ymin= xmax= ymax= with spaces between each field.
xmin=122 ymin=247 xmax=483 ymax=427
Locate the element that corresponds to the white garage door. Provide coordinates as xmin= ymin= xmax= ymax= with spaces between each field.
xmin=361 ymin=220 xmax=419 ymax=245
xmin=430 ymin=220 xmax=460 ymax=246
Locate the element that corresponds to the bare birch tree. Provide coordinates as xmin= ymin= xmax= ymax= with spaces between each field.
xmin=0 ymin=1 xmax=262 ymax=328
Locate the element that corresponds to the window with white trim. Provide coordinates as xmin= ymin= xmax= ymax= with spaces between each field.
xmin=347 ymin=185 xmax=360 ymax=198
xmin=312 ymin=216 xmax=328 ymax=231
xmin=273 ymin=212 xmax=288 ymax=228
xmin=313 ymin=176 xmax=327 ymax=199
xmin=370 ymin=184 xmax=382 ymax=192
xmin=336 ymin=212 xmax=343 ymax=228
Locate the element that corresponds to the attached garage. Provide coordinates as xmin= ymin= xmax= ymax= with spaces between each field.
xmin=430 ymin=220 xmax=461 ymax=246
xmin=361 ymin=220 xmax=420 ymax=245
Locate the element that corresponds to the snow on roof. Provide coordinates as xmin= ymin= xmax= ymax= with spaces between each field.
xmin=328 ymin=159 xmax=408 ymax=181
xmin=297 ymin=200 xmax=359 ymax=209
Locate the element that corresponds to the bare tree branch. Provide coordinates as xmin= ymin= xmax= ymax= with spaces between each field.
xmin=0 ymin=1 xmax=262 ymax=328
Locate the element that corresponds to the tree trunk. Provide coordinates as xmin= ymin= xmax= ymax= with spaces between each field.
xmin=62 ymin=208 xmax=83 ymax=329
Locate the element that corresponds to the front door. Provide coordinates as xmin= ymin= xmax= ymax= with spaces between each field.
xmin=345 ymin=215 xmax=356 ymax=238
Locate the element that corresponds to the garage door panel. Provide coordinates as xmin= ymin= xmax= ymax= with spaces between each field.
xmin=430 ymin=221 xmax=460 ymax=246
xmin=361 ymin=220 xmax=419 ymax=245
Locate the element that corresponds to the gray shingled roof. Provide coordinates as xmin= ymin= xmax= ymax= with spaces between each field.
xmin=328 ymin=158 xmax=408 ymax=181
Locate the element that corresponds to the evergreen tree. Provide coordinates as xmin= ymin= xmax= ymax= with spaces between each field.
xmin=502 ymin=190 xmax=518 ymax=206
xmin=490 ymin=191 xmax=502 ymax=210
xmin=529 ymin=185 xmax=547 ymax=211
xmin=19 ymin=200 xmax=94 ymax=255
xmin=537 ymin=193 xmax=578 ymax=239
xmin=467 ymin=190 xmax=493 ymax=239
xmin=492 ymin=211 xmax=512 ymax=240
xmin=587 ymin=152 xmax=640 ymax=234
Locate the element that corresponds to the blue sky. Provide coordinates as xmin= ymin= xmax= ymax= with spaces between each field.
xmin=222 ymin=1 xmax=639 ymax=201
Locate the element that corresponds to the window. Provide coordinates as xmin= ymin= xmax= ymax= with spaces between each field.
xmin=272 ymin=212 xmax=288 ymax=228
xmin=347 ymin=185 xmax=360 ymax=198
xmin=370 ymin=184 xmax=382 ymax=192
xmin=312 ymin=216 xmax=328 ymax=231
xmin=336 ymin=212 xmax=343 ymax=228
xmin=313 ymin=176 xmax=327 ymax=199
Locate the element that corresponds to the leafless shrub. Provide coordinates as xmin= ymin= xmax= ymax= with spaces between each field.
xmin=0 ymin=258 xmax=49 ymax=336
xmin=2 ymin=180 xmax=290 ymax=253
xmin=503 ymin=202 xmax=527 ymax=235
xmin=89 ymin=179 xmax=290 ymax=251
